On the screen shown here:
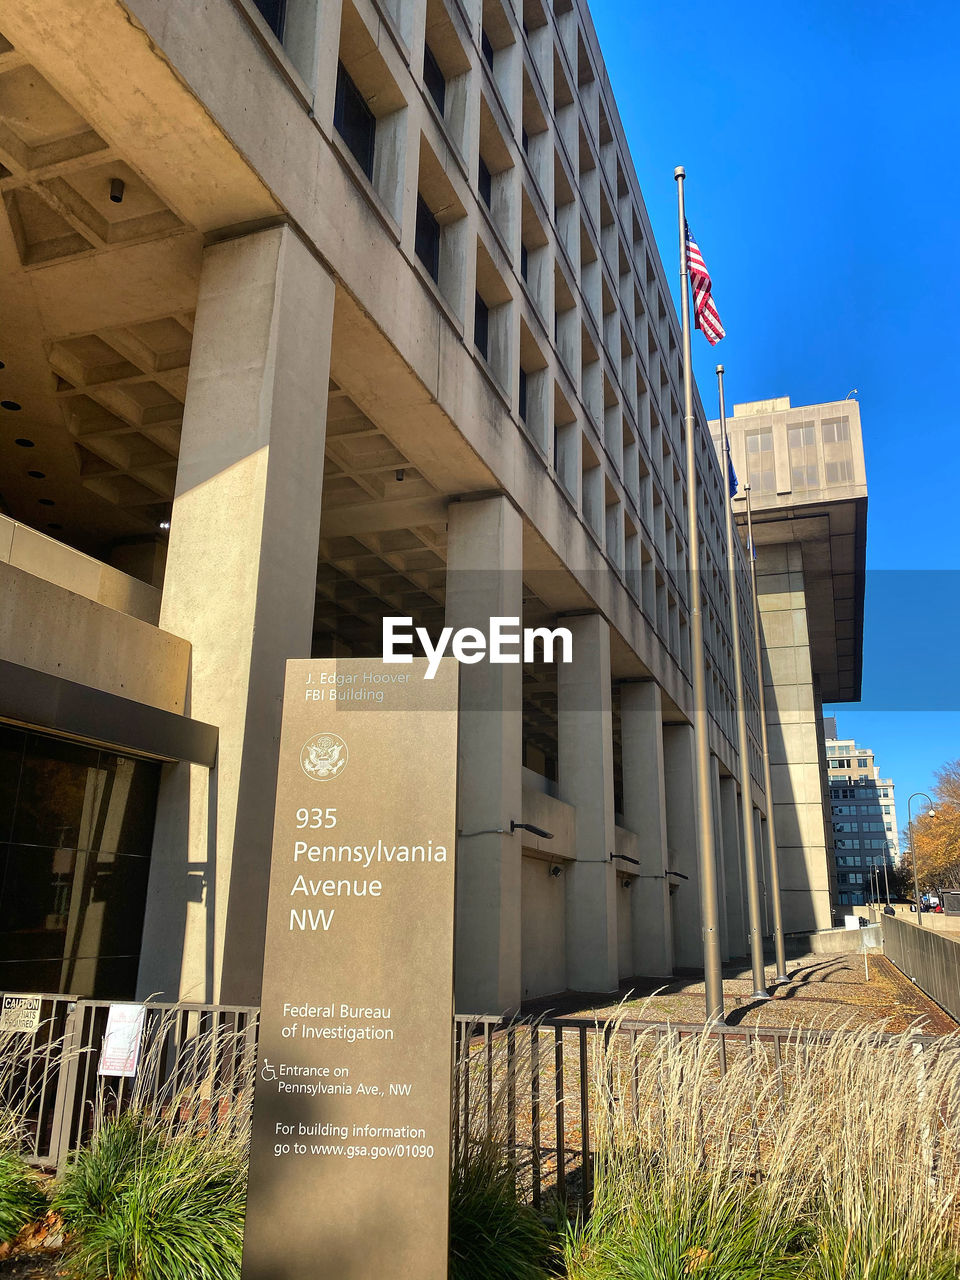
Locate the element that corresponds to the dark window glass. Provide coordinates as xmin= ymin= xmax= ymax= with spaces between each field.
xmin=520 ymin=242 xmax=528 ymax=281
xmin=481 ymin=28 xmax=495 ymax=69
xmin=521 ymin=126 xmax=529 ymax=154
xmin=474 ymin=293 xmax=489 ymax=360
xmin=334 ymin=62 xmax=376 ymax=180
xmin=415 ymin=195 xmax=441 ymax=283
xmin=423 ymin=43 xmax=446 ymax=114
xmin=478 ymin=156 xmax=492 ymax=208
xmin=253 ymin=0 xmax=286 ymax=39
xmin=519 ymin=368 xmax=528 ymax=422
xmin=553 ymin=427 xmax=560 ymax=472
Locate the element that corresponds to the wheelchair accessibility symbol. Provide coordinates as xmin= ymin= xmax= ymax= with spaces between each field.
xmin=260 ymin=1059 xmax=277 ymax=1082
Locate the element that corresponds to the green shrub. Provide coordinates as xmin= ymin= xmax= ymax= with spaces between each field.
xmin=0 ymin=1146 xmax=47 ymax=1244
xmin=449 ymin=1141 xmax=555 ymax=1280
xmin=55 ymin=1113 xmax=247 ymax=1280
xmin=564 ymin=1162 xmax=807 ymax=1280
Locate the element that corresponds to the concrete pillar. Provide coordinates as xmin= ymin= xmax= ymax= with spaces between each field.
xmin=620 ymin=681 xmax=672 ymax=977
xmin=711 ymin=755 xmax=730 ymax=961
xmin=138 ymin=226 xmax=334 ymax=1005
xmin=447 ymin=495 xmax=523 ymax=1015
xmin=558 ymin=613 xmax=618 ymax=993
xmin=756 ymin=542 xmax=834 ymax=931
xmin=719 ymin=776 xmax=747 ymax=957
xmin=663 ymin=723 xmax=701 ymax=970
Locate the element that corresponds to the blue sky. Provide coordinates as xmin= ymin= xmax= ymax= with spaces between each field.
xmin=587 ymin=0 xmax=960 ymax=822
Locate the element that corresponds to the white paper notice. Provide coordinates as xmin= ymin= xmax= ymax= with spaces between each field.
xmin=99 ymin=1003 xmax=146 ymax=1077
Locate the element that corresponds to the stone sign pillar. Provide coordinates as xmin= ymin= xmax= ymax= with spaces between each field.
xmin=241 ymin=657 xmax=459 ymax=1280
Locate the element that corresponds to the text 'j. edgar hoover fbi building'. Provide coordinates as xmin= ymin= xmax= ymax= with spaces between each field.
xmin=0 ymin=0 xmax=866 ymax=1015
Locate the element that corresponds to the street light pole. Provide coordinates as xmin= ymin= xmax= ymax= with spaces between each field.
xmin=908 ymin=792 xmax=936 ymax=925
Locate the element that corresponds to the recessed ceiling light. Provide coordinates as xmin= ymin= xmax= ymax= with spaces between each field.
xmin=27 ymin=470 xmax=45 ymax=479
xmin=38 ymin=498 xmax=55 ymax=507
xmin=158 ymin=519 xmax=171 ymax=531
xmin=14 ymin=438 xmax=34 ymax=447
xmin=2 ymin=400 xmax=22 ymax=411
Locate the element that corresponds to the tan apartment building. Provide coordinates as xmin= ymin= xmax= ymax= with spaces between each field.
xmin=0 ymin=0 xmax=862 ymax=1014
xmin=823 ymin=720 xmax=899 ymax=909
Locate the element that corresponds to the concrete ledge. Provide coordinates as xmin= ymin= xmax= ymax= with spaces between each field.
xmin=787 ymin=924 xmax=882 ymax=956
xmin=0 ymin=562 xmax=189 ymax=714
xmin=0 ymin=515 xmax=160 ymax=624
xmin=882 ymin=915 xmax=960 ymax=1022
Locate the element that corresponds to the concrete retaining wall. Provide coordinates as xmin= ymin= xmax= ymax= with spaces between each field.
xmin=882 ymin=915 xmax=960 ymax=1022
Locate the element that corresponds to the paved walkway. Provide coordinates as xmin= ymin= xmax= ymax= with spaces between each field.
xmin=523 ymin=951 xmax=957 ymax=1035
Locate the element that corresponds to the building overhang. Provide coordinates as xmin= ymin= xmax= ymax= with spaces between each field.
xmin=733 ymin=492 xmax=867 ymax=703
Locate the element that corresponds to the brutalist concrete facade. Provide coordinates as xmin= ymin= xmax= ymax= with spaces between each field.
xmin=0 ymin=0 xmax=863 ymax=1011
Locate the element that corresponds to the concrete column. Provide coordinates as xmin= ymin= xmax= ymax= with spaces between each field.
xmin=663 ymin=723 xmax=701 ymax=970
xmin=138 ymin=226 xmax=334 ymax=1006
xmin=719 ymin=776 xmax=747 ymax=957
xmin=558 ymin=613 xmax=618 ymax=993
xmin=447 ymin=495 xmax=523 ymax=1015
xmin=620 ymin=681 xmax=672 ymax=977
xmin=711 ymin=755 xmax=730 ymax=961
xmin=756 ymin=542 xmax=834 ymax=931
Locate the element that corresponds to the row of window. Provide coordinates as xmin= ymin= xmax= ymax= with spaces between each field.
xmin=830 ymin=786 xmax=891 ymax=799
xmin=322 ymin=2 xmax=758 ymax=739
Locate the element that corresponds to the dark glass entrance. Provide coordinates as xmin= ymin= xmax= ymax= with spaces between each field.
xmin=0 ymin=726 xmax=159 ymax=998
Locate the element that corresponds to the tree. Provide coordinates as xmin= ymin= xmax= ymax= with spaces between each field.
xmin=901 ymin=759 xmax=960 ymax=895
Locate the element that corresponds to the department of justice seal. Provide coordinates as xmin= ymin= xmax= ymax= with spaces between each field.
xmin=300 ymin=732 xmax=348 ymax=781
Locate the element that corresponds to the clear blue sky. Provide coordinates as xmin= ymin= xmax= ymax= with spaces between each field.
xmin=587 ymin=0 xmax=960 ymax=821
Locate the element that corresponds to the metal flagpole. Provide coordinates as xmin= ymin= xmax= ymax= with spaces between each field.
xmin=675 ymin=167 xmax=725 ymax=1024
xmin=716 ymin=367 xmax=769 ymax=998
xmin=744 ymin=483 xmax=789 ymax=981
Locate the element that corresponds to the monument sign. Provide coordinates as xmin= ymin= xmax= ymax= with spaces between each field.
xmin=241 ymin=657 xmax=459 ymax=1280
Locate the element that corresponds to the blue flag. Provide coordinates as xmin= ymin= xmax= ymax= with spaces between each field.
xmin=727 ymin=455 xmax=738 ymax=498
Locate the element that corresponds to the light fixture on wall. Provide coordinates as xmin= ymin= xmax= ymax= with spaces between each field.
xmin=395 ymin=468 xmax=405 ymax=482
xmin=110 ymin=177 xmax=125 ymax=204
xmin=621 ymin=877 xmax=632 ymax=889
xmin=549 ymin=865 xmax=562 ymax=878
xmin=510 ymin=821 xmax=554 ymax=839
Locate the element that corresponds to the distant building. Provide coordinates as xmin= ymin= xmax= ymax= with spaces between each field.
xmin=823 ymin=721 xmax=899 ymax=908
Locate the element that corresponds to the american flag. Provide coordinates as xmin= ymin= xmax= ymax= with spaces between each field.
xmin=685 ymin=222 xmax=725 ymax=346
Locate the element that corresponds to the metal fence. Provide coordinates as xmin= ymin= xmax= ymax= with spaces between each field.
xmin=452 ymin=1014 xmax=954 ymax=1210
xmin=3 ymin=995 xmax=257 ymax=1169
xmin=4 ymin=994 xmax=955 ymax=1206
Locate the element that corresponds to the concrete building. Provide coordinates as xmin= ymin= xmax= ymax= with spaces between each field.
xmin=0 ymin=0 xmax=863 ymax=1013
xmin=712 ymin=397 xmax=868 ymax=934
xmin=823 ymin=719 xmax=899 ymax=909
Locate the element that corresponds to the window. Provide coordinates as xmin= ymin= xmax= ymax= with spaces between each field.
xmin=520 ymin=241 xmax=528 ymax=281
xmin=481 ymin=27 xmax=495 ymax=69
xmin=788 ymin=424 xmax=815 ymax=448
xmin=822 ymin=416 xmax=850 ymax=443
xmin=334 ymin=62 xmax=375 ymax=180
xmin=474 ymin=292 xmax=489 ymax=359
xmin=791 ymin=463 xmax=818 ymax=489
xmin=518 ymin=367 xmax=528 ymax=422
xmin=414 ymin=195 xmax=441 ymax=283
xmin=423 ymin=43 xmax=446 ymax=114
xmin=745 ymin=430 xmax=774 ymax=493
xmin=521 ymin=126 xmax=529 ymax=154
xmin=857 ymin=757 xmax=868 ymax=768
xmin=478 ymin=156 xmax=492 ymax=208
xmin=826 ymin=459 xmax=854 ymax=484
xmin=253 ymin=0 xmax=285 ymax=38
